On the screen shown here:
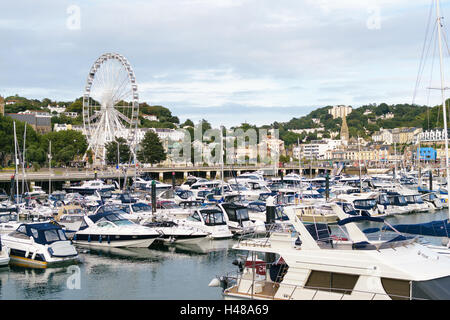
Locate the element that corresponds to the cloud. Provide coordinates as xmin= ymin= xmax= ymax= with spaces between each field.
xmin=0 ymin=0 xmax=447 ymax=127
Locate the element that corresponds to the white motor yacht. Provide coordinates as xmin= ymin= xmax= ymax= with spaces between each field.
xmin=73 ymin=210 xmax=161 ymax=248
xmin=210 ymin=203 xmax=450 ymax=300
xmin=141 ymin=220 xmax=210 ymax=244
xmin=64 ymin=179 xmax=116 ymax=195
xmin=216 ymin=202 xmax=266 ymax=236
xmin=174 ymin=208 xmax=233 ymax=240
xmin=1 ymin=221 xmax=78 ymax=268
xmin=0 ymin=211 xmax=21 ymax=235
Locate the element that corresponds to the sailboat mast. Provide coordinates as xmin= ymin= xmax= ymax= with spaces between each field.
xmin=22 ymin=124 xmax=26 ymax=195
xmin=436 ymin=0 xmax=450 ymax=220
xmin=13 ymin=122 xmax=19 ymax=204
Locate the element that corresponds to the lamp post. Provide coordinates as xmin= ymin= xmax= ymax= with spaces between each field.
xmin=117 ymin=139 xmax=120 ymax=190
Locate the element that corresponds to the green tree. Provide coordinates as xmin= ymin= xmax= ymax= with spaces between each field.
xmin=105 ymin=137 xmax=131 ymax=165
xmin=137 ymin=130 xmax=167 ymax=164
xmin=43 ymin=130 xmax=88 ymax=166
xmin=181 ymin=119 xmax=194 ymax=127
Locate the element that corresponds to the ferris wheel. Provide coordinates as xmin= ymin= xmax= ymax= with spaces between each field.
xmin=82 ymin=53 xmax=139 ymax=164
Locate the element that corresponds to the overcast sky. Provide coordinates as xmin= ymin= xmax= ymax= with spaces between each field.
xmin=1 ymin=0 xmax=450 ymax=127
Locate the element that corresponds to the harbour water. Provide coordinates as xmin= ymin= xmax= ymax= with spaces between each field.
xmin=0 ymin=209 xmax=448 ymax=300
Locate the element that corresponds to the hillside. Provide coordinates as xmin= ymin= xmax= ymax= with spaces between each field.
xmin=267 ymin=101 xmax=449 ymax=145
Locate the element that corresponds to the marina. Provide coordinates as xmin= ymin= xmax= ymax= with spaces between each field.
xmin=3 ymin=0 xmax=450 ymax=303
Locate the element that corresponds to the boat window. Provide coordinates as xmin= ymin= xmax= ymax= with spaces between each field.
xmin=31 ymin=228 xmax=39 ymax=239
xmin=44 ymin=229 xmax=61 ymax=243
xmin=187 ymin=212 xmax=201 ymax=222
xmin=58 ymin=229 xmax=67 ymax=240
xmin=412 ymin=276 xmax=450 ymax=300
xmin=354 ymin=199 xmax=377 ymax=209
xmin=413 ymin=195 xmax=424 ymax=204
xmin=381 ymin=278 xmax=410 ymax=300
xmin=121 ymin=206 xmax=131 ymax=213
xmin=97 ymin=221 xmax=114 ymax=228
xmin=132 ymin=203 xmax=151 ymax=212
xmin=305 ymin=271 xmax=359 ymax=295
xmin=201 ymin=211 xmax=227 ymax=226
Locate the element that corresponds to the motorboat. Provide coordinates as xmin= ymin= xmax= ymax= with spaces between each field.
xmin=216 ymin=203 xmax=266 ymax=236
xmin=174 ymin=208 xmax=233 ymax=240
xmin=179 ymin=176 xmax=209 ymax=190
xmin=336 ymin=192 xmax=386 ymax=217
xmin=210 ymin=204 xmax=450 ymax=300
xmin=132 ymin=177 xmax=172 ymax=193
xmin=0 ymin=211 xmax=21 ymax=235
xmin=73 ymin=210 xmax=161 ymax=248
xmin=1 ymin=221 xmax=79 ymax=268
xmin=64 ymin=179 xmax=116 ymax=195
xmin=0 ymin=236 xmax=10 ymax=267
xmin=142 ymin=220 xmax=210 ymax=244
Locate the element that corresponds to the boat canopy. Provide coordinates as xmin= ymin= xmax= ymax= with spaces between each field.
xmin=337 ymin=216 xmax=384 ymax=226
xmin=383 ymin=219 xmax=450 ymax=237
xmin=15 ymin=222 xmax=67 ymax=245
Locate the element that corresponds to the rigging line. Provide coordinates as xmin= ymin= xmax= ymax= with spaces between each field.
xmin=428 ymin=22 xmax=438 ymax=130
xmin=413 ymin=0 xmax=436 ymax=105
xmin=416 ymin=19 xmax=438 ymax=106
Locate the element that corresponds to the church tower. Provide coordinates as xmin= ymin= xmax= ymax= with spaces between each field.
xmin=0 ymin=96 xmax=4 ymax=116
xmin=340 ymin=114 xmax=349 ymax=146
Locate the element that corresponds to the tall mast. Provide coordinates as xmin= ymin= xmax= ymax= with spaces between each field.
xmin=436 ymin=0 xmax=450 ymax=220
xmin=358 ymin=135 xmax=362 ymax=193
xmin=22 ymin=124 xmax=26 ymax=195
xmin=13 ymin=122 xmax=19 ymax=204
xmin=48 ymin=140 xmax=52 ymax=195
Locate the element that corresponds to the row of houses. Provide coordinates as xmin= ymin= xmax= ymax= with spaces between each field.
xmin=372 ymin=127 xmax=423 ymax=145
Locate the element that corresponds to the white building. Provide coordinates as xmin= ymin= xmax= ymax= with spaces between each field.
xmin=142 ymin=115 xmax=158 ymax=121
xmin=328 ymin=105 xmax=353 ymax=119
xmin=53 ymin=123 xmax=84 ymax=133
xmin=48 ymin=105 xmax=66 ymax=114
xmin=417 ymin=129 xmax=449 ymax=143
xmin=298 ymin=139 xmax=341 ymax=160
xmin=372 ymin=128 xmax=394 ymax=145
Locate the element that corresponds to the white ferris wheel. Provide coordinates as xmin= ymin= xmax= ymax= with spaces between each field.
xmin=82 ymin=53 xmax=139 ymax=164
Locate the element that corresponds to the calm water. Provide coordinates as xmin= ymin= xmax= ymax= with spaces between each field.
xmin=0 ymin=210 xmax=448 ymax=300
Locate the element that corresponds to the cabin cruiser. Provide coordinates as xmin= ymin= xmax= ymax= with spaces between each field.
xmin=0 ymin=236 xmax=9 ymax=267
xmin=64 ymin=179 xmax=116 ymax=195
xmin=141 ymin=221 xmax=210 ymax=244
xmin=230 ymin=172 xmax=266 ymax=185
xmin=210 ymin=204 xmax=450 ymax=300
xmin=0 ymin=211 xmax=21 ymax=235
xmin=228 ymin=183 xmax=271 ymax=202
xmin=216 ymin=203 xmax=266 ymax=236
xmin=73 ymin=210 xmax=161 ymax=248
xmin=57 ymin=214 xmax=85 ymax=239
xmin=336 ymin=192 xmax=386 ymax=217
xmin=399 ymin=190 xmax=434 ymax=213
xmin=158 ymin=189 xmax=196 ymax=204
xmin=1 ymin=222 xmax=78 ymax=268
xmin=179 ymin=176 xmax=209 ymax=190
xmin=173 ymin=208 xmax=233 ymax=239
xmin=24 ymin=186 xmax=47 ymax=200
xmin=0 ymin=189 xmax=9 ymax=201
xmin=132 ymin=177 xmax=172 ymax=194
xmin=120 ymin=202 xmax=153 ymax=222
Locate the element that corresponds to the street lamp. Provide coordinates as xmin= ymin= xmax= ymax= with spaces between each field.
xmin=117 ymin=139 xmax=120 ymax=190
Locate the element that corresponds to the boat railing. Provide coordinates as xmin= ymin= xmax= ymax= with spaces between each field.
xmin=221 ymin=273 xmax=425 ymax=300
xmin=235 ymin=223 xmax=293 ymax=248
xmin=234 ymin=220 xmax=419 ymax=251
